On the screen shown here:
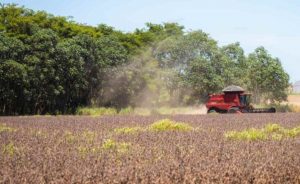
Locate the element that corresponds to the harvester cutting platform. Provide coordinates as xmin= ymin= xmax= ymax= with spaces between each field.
xmin=206 ymin=85 xmax=276 ymax=114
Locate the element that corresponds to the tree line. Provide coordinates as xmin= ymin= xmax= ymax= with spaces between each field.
xmin=0 ymin=4 xmax=289 ymax=115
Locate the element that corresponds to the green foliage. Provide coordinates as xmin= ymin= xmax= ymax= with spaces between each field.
xmin=118 ymin=107 xmax=134 ymax=115
xmin=149 ymin=119 xmax=193 ymax=131
xmin=102 ymin=139 xmax=117 ymax=150
xmin=0 ymin=4 xmax=290 ymax=115
xmin=102 ymin=139 xmax=131 ymax=153
xmin=284 ymin=127 xmax=300 ymax=138
xmin=113 ymin=119 xmax=194 ymax=135
xmin=2 ymin=142 xmax=17 ymax=156
xmin=77 ymin=145 xmax=102 ymax=156
xmin=81 ymin=130 xmax=96 ymax=143
xmin=248 ymin=47 xmax=289 ymax=103
xmin=64 ymin=131 xmax=76 ymax=144
xmin=117 ymin=142 xmax=131 ymax=153
xmin=264 ymin=123 xmax=282 ymax=133
xmin=225 ymin=123 xmax=300 ymax=141
xmin=225 ymin=128 xmax=267 ymax=141
xmin=220 ymin=42 xmax=248 ymax=86
xmin=0 ymin=124 xmax=17 ymax=133
xmin=271 ymin=133 xmax=283 ymax=141
xmin=77 ymin=146 xmax=91 ymax=156
xmin=76 ymin=107 xmax=204 ymax=116
xmin=76 ymin=107 xmax=117 ymax=116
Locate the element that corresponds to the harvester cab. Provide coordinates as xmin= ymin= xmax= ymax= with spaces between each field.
xmin=206 ymin=85 xmax=276 ymax=114
xmin=239 ymin=94 xmax=251 ymax=107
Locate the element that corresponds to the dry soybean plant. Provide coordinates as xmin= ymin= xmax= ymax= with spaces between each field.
xmin=0 ymin=114 xmax=300 ymax=183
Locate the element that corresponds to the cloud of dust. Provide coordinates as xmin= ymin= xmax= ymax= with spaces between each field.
xmin=98 ymin=39 xmax=207 ymax=113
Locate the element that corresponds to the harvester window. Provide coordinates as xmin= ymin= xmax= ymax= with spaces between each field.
xmin=240 ymin=95 xmax=250 ymax=106
xmin=240 ymin=96 xmax=246 ymax=106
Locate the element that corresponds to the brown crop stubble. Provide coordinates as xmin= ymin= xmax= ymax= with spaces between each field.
xmin=0 ymin=113 xmax=300 ymax=183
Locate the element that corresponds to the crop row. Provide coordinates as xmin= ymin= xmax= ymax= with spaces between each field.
xmin=0 ymin=113 xmax=300 ymax=183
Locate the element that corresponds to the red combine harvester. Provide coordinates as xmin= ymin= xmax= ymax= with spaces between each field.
xmin=206 ymin=85 xmax=276 ymax=114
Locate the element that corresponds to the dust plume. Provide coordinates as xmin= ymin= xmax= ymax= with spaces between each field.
xmin=97 ymin=39 xmax=206 ymax=114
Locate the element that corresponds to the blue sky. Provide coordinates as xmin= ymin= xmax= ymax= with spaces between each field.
xmin=3 ymin=0 xmax=300 ymax=83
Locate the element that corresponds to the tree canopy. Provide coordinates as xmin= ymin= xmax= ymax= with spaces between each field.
xmin=0 ymin=4 xmax=290 ymax=115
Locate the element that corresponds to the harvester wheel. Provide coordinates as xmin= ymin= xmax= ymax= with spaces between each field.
xmin=207 ymin=109 xmax=217 ymax=114
xmin=228 ymin=107 xmax=240 ymax=114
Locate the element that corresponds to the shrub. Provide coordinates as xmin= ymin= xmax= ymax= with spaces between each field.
xmin=149 ymin=119 xmax=193 ymax=131
xmin=114 ymin=119 xmax=193 ymax=134
xmin=117 ymin=142 xmax=131 ymax=153
xmin=77 ymin=146 xmax=102 ymax=157
xmin=64 ymin=131 xmax=76 ymax=144
xmin=102 ymin=139 xmax=131 ymax=153
xmin=271 ymin=133 xmax=283 ymax=141
xmin=284 ymin=127 xmax=300 ymax=137
xmin=225 ymin=129 xmax=267 ymax=141
xmin=76 ymin=107 xmax=117 ymax=116
xmin=0 ymin=124 xmax=17 ymax=133
xmin=225 ymin=123 xmax=300 ymax=141
xmin=2 ymin=142 xmax=17 ymax=156
xmin=82 ymin=130 xmax=96 ymax=143
xmin=264 ymin=123 xmax=283 ymax=133
xmin=77 ymin=146 xmax=90 ymax=156
xmin=118 ymin=107 xmax=134 ymax=115
xmin=102 ymin=139 xmax=117 ymax=150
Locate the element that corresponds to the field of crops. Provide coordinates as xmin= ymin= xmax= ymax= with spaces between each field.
xmin=1 ymin=114 xmax=300 ymax=183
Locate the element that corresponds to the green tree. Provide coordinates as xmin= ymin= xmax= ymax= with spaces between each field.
xmin=54 ymin=38 xmax=87 ymax=113
xmin=0 ymin=60 xmax=28 ymax=115
xmin=220 ymin=42 xmax=248 ymax=86
xmin=0 ymin=4 xmax=291 ymax=115
xmin=0 ymin=33 xmax=28 ymax=115
xmin=24 ymin=28 xmax=60 ymax=114
xmin=154 ymin=30 xmax=223 ymax=104
xmin=248 ymin=47 xmax=289 ymax=103
xmin=184 ymin=57 xmax=224 ymax=103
